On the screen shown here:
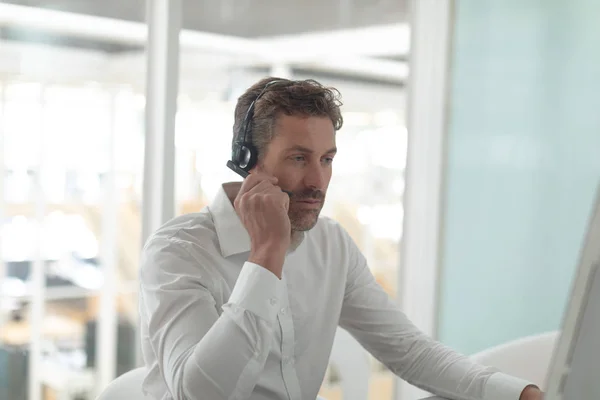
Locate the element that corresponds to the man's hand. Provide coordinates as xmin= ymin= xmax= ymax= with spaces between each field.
xmin=234 ymin=172 xmax=291 ymax=279
xmin=520 ymin=385 xmax=543 ymax=400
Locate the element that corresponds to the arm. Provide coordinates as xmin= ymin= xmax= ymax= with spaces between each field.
xmin=140 ymin=237 xmax=284 ymax=400
xmin=338 ymin=232 xmax=535 ymax=400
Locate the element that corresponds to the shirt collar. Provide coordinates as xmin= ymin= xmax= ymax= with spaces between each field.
xmin=208 ymin=182 xmax=307 ymax=258
xmin=208 ymin=182 xmax=251 ymax=258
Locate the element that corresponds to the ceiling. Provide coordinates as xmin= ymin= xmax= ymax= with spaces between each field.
xmin=2 ymin=0 xmax=409 ymax=38
xmin=0 ymin=0 xmax=410 ymax=86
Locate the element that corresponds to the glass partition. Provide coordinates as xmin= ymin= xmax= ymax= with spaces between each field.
xmin=438 ymin=0 xmax=600 ymax=355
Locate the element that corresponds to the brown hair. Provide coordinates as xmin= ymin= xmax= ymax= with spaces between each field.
xmin=232 ymin=77 xmax=343 ymax=159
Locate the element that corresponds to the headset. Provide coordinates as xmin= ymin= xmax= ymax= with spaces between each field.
xmin=226 ymin=79 xmax=288 ymax=178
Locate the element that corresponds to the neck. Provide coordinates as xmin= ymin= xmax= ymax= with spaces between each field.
xmin=290 ymin=230 xmax=303 ymax=248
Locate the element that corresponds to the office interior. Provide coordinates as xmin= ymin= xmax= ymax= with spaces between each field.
xmin=0 ymin=0 xmax=599 ymax=400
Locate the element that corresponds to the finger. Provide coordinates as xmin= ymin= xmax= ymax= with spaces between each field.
xmin=264 ymin=185 xmax=290 ymax=209
xmin=248 ymin=166 xmax=278 ymax=183
xmin=248 ymin=170 xmax=277 ymax=185
xmin=249 ymin=171 xmax=277 ymax=186
xmin=239 ymin=172 xmax=277 ymax=195
xmin=262 ymin=183 xmax=292 ymax=198
xmin=250 ymin=170 xmax=290 ymax=197
xmin=245 ymin=179 xmax=277 ymax=195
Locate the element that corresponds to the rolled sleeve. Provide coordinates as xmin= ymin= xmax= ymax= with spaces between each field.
xmin=484 ymin=372 xmax=534 ymax=400
xmin=227 ymin=261 xmax=285 ymax=323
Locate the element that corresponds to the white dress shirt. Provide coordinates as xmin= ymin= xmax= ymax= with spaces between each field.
xmin=139 ymin=183 xmax=533 ymax=400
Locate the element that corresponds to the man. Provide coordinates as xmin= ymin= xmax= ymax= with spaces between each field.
xmin=139 ymin=77 xmax=543 ymax=400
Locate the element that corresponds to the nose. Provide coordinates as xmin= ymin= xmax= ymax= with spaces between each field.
xmin=303 ymin=162 xmax=327 ymax=190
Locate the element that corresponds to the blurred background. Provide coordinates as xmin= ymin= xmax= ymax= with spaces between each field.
xmin=0 ymin=0 xmax=599 ymax=400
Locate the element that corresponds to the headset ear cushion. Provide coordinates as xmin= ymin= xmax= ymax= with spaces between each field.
xmin=238 ymin=143 xmax=258 ymax=171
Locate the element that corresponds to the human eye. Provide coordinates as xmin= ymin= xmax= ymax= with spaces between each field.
xmin=290 ymin=155 xmax=306 ymax=162
xmin=322 ymin=156 xmax=334 ymax=165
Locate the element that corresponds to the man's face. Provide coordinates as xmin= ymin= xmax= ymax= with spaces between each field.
xmin=258 ymin=115 xmax=336 ymax=231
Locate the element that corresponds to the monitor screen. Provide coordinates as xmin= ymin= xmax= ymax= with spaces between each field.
xmin=545 ymin=185 xmax=600 ymax=400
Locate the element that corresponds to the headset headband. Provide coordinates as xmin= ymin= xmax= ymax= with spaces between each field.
xmin=227 ymin=79 xmax=295 ymax=178
xmin=238 ymin=79 xmax=287 ymax=145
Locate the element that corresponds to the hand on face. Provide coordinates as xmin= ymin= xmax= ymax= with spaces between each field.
xmin=253 ymin=115 xmax=334 ymax=231
xmin=234 ymin=170 xmax=291 ymax=278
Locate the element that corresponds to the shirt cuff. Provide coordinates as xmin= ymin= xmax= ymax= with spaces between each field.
xmin=227 ymin=261 xmax=285 ymax=323
xmin=483 ymin=372 xmax=535 ymax=400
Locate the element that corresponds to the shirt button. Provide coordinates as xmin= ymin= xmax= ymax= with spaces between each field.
xmin=280 ymin=307 xmax=287 ymax=315
xmin=269 ymin=298 xmax=277 ymax=306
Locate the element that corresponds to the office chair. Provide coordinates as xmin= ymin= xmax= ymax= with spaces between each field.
xmin=95 ymin=367 xmax=147 ymax=400
xmin=470 ymin=331 xmax=559 ymax=390
xmin=417 ymin=331 xmax=560 ymax=400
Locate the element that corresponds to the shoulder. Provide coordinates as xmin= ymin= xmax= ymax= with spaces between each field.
xmin=140 ymin=210 xmax=222 ymax=282
xmin=143 ymin=210 xmax=218 ymax=253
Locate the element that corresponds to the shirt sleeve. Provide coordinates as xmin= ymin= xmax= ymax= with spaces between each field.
xmin=139 ymin=237 xmax=285 ymax=400
xmin=337 ymin=230 xmax=534 ymax=400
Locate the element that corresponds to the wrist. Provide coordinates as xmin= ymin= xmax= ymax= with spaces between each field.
xmin=249 ymin=246 xmax=286 ymax=279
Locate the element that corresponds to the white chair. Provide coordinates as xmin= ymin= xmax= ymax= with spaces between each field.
xmin=470 ymin=331 xmax=560 ymax=390
xmin=96 ymin=367 xmax=147 ymax=400
xmin=418 ymin=331 xmax=560 ymax=400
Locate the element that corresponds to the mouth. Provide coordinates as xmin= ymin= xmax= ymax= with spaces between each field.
xmin=296 ymin=199 xmax=322 ymax=204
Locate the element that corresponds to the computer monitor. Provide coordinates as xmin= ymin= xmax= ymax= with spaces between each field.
xmin=545 ymin=186 xmax=600 ymax=400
